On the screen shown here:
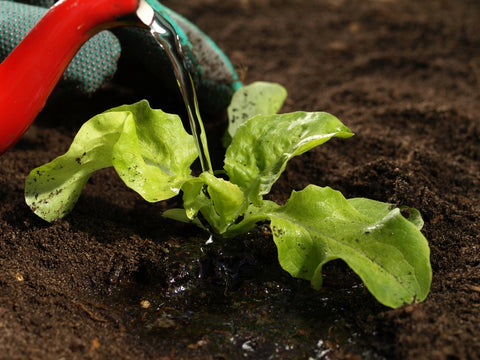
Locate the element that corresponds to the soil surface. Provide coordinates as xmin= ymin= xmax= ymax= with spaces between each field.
xmin=1 ymin=0 xmax=480 ymax=359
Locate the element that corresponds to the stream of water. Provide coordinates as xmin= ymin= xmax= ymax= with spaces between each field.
xmin=149 ymin=12 xmax=212 ymax=174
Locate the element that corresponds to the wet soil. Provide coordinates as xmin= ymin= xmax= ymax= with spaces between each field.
xmin=1 ymin=0 xmax=480 ymax=359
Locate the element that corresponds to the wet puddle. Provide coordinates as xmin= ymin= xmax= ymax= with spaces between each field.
xmin=104 ymin=227 xmax=388 ymax=359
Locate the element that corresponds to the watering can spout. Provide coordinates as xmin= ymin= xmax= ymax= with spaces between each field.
xmin=0 ymin=0 xmax=152 ymax=155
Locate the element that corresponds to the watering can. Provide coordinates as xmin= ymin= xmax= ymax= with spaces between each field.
xmin=0 ymin=0 xmax=241 ymax=155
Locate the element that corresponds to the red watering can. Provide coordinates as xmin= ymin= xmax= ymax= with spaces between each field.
xmin=0 ymin=0 xmax=155 ymax=155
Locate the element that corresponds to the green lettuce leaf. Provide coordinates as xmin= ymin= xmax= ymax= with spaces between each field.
xmin=110 ymin=101 xmax=197 ymax=202
xmin=227 ymin=81 xmax=287 ymax=139
xmin=25 ymin=100 xmax=197 ymax=221
xmin=267 ymin=185 xmax=432 ymax=308
xmin=164 ymin=172 xmax=245 ymax=234
xmin=224 ymin=111 xmax=354 ymax=204
xmin=25 ymin=111 xmax=129 ymax=222
xmin=200 ymin=172 xmax=245 ymax=233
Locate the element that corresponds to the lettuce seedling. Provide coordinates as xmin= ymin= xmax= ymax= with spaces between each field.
xmin=25 ymin=82 xmax=431 ymax=308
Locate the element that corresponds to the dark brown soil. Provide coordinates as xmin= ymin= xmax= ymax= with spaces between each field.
xmin=1 ymin=0 xmax=480 ymax=359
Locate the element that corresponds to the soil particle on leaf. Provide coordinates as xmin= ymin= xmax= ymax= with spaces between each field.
xmin=2 ymin=0 xmax=480 ymax=359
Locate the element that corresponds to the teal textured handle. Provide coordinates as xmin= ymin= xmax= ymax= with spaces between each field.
xmin=0 ymin=0 xmax=121 ymax=92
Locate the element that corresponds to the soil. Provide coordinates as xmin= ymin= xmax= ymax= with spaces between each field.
xmin=1 ymin=0 xmax=479 ymax=359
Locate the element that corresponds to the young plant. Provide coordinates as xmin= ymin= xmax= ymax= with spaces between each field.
xmin=25 ymin=82 xmax=431 ymax=308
